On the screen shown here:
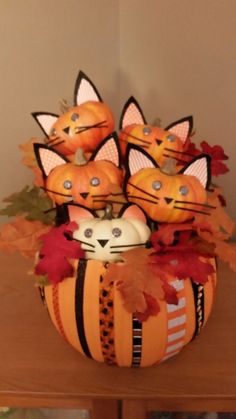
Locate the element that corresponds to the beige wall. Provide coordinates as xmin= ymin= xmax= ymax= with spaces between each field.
xmin=0 ymin=0 xmax=235 ymax=222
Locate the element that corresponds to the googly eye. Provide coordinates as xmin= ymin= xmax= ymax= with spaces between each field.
xmin=84 ymin=228 xmax=93 ymax=238
xmin=90 ymin=177 xmax=100 ymax=187
xmin=143 ymin=127 xmax=152 ymax=135
xmin=167 ymin=134 xmax=176 ymax=142
xmin=71 ymin=113 xmax=79 ymax=121
xmin=152 ymin=180 xmax=162 ymax=190
xmin=50 ymin=128 xmax=57 ymax=136
xmin=63 ymin=180 xmax=72 ymax=190
xmin=112 ymin=227 xmax=122 ymax=238
xmin=179 ymin=185 xmax=189 ymax=196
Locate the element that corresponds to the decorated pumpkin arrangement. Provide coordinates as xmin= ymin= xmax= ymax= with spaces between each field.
xmin=0 ymin=70 xmax=235 ymax=368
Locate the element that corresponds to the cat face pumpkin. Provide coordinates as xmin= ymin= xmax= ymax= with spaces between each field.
xmin=125 ymin=145 xmax=211 ymax=223
xmin=34 ymin=133 xmax=122 ymax=209
xmin=66 ymin=203 xmax=151 ymax=262
xmin=119 ymin=96 xmax=193 ymax=167
xmin=32 ymin=71 xmax=114 ymax=156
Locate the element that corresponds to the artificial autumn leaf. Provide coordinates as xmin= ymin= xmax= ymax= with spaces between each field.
xmin=185 ymin=139 xmax=229 ymax=176
xmin=0 ymin=216 xmax=51 ymax=257
xmin=104 ymin=247 xmax=177 ymax=320
xmin=19 ymin=137 xmax=44 ymax=186
xmin=34 ymin=222 xmax=85 ymax=283
xmin=0 ymin=186 xmax=55 ymax=225
xmin=150 ymin=224 xmax=215 ymax=284
xmin=136 ymin=293 xmax=160 ymax=322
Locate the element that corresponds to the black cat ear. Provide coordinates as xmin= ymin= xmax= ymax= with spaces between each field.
xmin=34 ymin=143 xmax=68 ymax=178
xmin=119 ymin=96 xmax=147 ymax=129
xmin=165 ymin=116 xmax=193 ymax=144
xmin=73 ymin=70 xmax=102 ymax=106
xmin=180 ymin=154 xmax=211 ymax=189
xmin=125 ymin=144 xmax=159 ymax=178
xmin=32 ymin=112 xmax=59 ymax=138
xmin=89 ymin=132 xmax=121 ymax=168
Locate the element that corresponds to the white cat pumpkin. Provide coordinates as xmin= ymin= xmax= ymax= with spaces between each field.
xmin=66 ymin=203 xmax=151 ymax=262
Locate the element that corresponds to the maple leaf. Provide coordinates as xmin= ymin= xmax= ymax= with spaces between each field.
xmin=34 ymin=222 xmax=85 ymax=283
xmin=0 ymin=216 xmax=51 ymax=258
xmin=104 ymin=247 xmax=178 ymax=321
xmin=0 ymin=186 xmax=55 ymax=225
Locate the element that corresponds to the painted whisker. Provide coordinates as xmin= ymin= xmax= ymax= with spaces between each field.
xmin=127 ymin=182 xmax=159 ymax=200
xmin=93 ymin=199 xmax=128 ymax=205
xmin=173 ymin=206 xmax=210 ymax=216
xmin=75 ymin=120 xmax=108 ymax=134
xmin=46 ymin=136 xmax=60 ymax=145
xmin=43 ymin=207 xmax=57 ymax=214
xmin=72 ymin=238 xmax=95 ymax=248
xmin=91 ymin=193 xmax=110 ymax=198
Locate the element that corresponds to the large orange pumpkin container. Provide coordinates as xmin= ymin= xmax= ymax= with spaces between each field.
xmin=41 ymin=258 xmax=217 ymax=367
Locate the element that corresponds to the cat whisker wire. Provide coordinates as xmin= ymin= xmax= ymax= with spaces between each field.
xmin=120 ymin=130 xmax=152 ymax=145
xmin=110 ymin=243 xmax=147 ymax=249
xmin=40 ymin=186 xmax=73 ymax=198
xmin=46 ymin=136 xmax=60 ymax=145
xmin=173 ymin=206 xmax=211 ymax=216
xmin=175 ymin=200 xmax=216 ymax=209
xmin=72 ymin=238 xmax=95 ymax=248
xmin=75 ymin=120 xmax=108 ymax=134
xmin=127 ymin=182 xmax=160 ymax=200
xmin=164 ymin=147 xmax=195 ymax=157
xmin=125 ymin=195 xmax=158 ymax=205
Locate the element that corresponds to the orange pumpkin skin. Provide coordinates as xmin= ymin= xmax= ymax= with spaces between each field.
xmin=46 ymin=160 xmax=123 ymax=208
xmin=126 ymin=168 xmax=207 ymax=223
xmin=42 ymin=258 xmax=217 ymax=367
xmin=48 ymin=102 xmax=114 ymax=156
xmin=119 ymin=124 xmax=185 ymax=166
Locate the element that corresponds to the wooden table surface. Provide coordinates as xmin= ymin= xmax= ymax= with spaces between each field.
xmin=0 ymin=253 xmax=236 ymax=415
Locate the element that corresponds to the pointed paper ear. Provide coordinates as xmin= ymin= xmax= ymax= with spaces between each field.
xmin=34 ymin=144 xmax=68 ymax=178
xmin=89 ymin=132 xmax=121 ymax=168
xmin=119 ymin=96 xmax=147 ymax=129
xmin=66 ymin=203 xmax=96 ymax=222
xmin=181 ymin=154 xmax=211 ymax=189
xmin=118 ymin=203 xmax=147 ymax=224
xmin=32 ymin=112 xmax=59 ymax=137
xmin=73 ymin=70 xmax=102 ymax=105
xmin=165 ymin=116 xmax=193 ymax=144
xmin=125 ymin=144 xmax=158 ymax=177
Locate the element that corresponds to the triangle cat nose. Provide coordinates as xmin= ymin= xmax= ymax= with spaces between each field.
xmin=63 ymin=126 xmax=70 ymax=134
xmin=156 ymin=139 xmax=163 ymax=146
xmin=164 ymin=197 xmax=173 ymax=204
xmin=80 ymin=192 xmax=89 ymax=199
xmin=97 ymin=239 xmax=109 ymax=248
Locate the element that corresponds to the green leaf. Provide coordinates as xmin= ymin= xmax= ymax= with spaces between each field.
xmin=0 ymin=186 xmax=55 ymax=225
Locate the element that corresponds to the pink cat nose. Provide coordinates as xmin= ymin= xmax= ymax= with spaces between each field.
xmin=164 ymin=197 xmax=173 ymax=204
xmin=97 ymin=239 xmax=109 ymax=248
xmin=80 ymin=192 xmax=89 ymax=199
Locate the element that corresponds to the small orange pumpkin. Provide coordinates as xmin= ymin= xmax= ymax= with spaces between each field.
xmin=32 ymin=71 xmax=114 ymax=156
xmin=34 ymin=134 xmax=123 ymax=209
xmin=41 ymin=257 xmax=216 ymax=367
xmin=119 ymin=97 xmax=193 ymax=167
xmin=125 ymin=145 xmax=211 ymax=223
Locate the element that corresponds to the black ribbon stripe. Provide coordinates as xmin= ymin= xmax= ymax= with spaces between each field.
xmin=75 ymin=259 xmax=92 ymax=358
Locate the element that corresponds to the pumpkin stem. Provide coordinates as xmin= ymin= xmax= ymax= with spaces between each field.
xmin=59 ymin=98 xmax=70 ymax=114
xmin=102 ymin=204 xmax=113 ymax=220
xmin=161 ymin=157 xmax=177 ymax=175
xmin=73 ymin=148 xmax=87 ymax=166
